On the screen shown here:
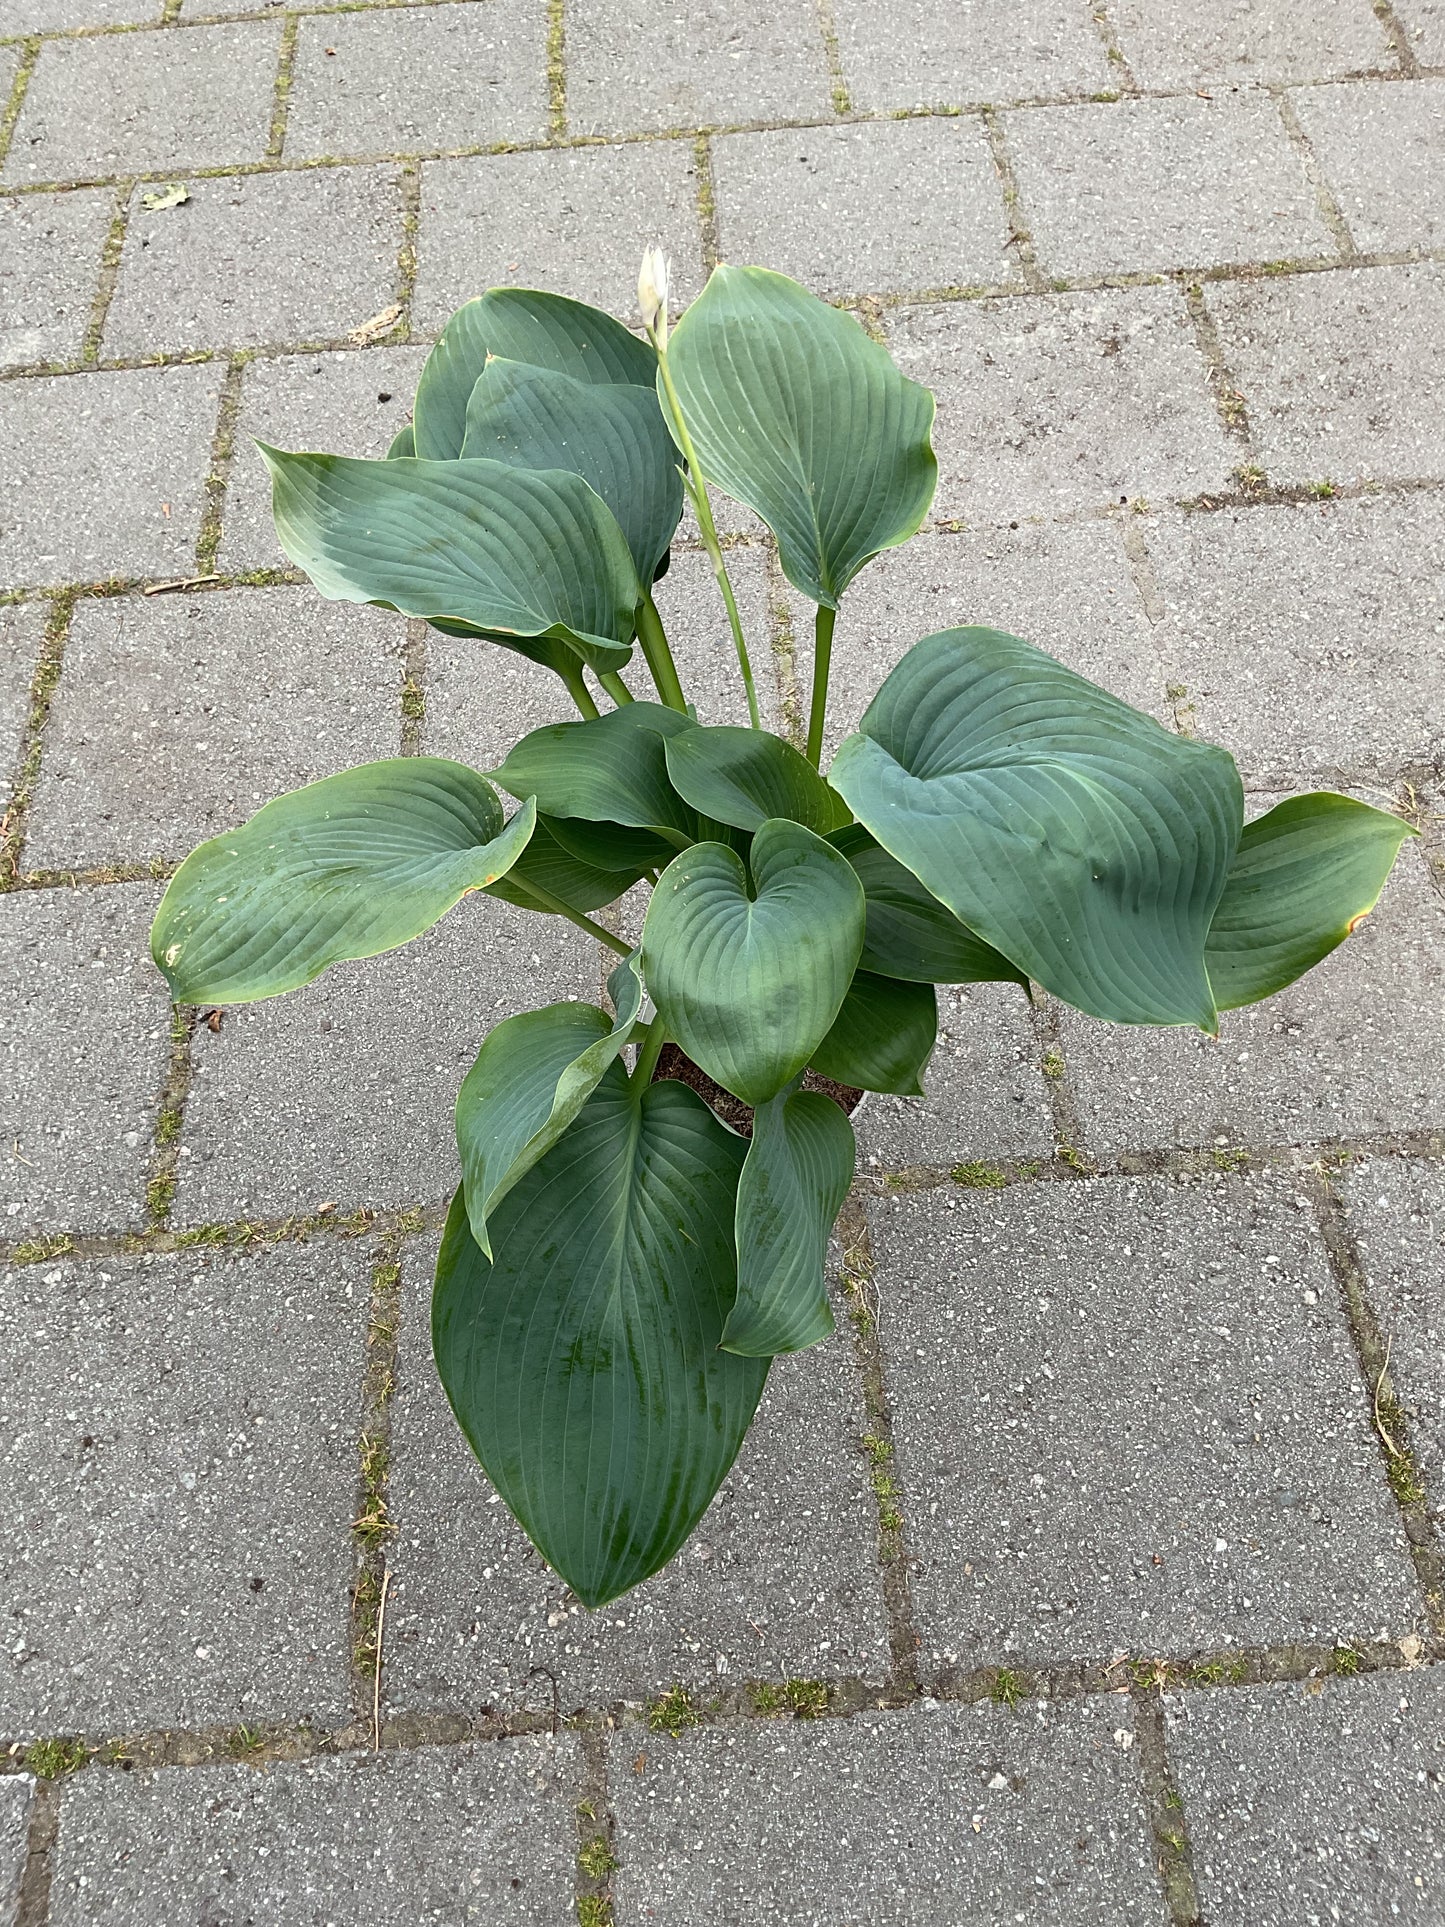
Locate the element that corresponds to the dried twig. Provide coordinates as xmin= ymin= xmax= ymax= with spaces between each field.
xmin=372 ymin=1566 xmax=391 ymax=1751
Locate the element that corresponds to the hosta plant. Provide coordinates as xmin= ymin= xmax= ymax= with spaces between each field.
xmin=151 ymin=254 xmax=1414 ymax=1608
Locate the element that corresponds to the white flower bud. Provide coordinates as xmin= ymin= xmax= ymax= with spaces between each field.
xmin=638 ymin=246 xmax=670 ymax=346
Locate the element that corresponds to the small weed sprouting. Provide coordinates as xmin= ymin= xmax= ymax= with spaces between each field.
xmin=951 ymin=1160 xmax=1007 ymax=1189
xmin=578 ymin=1836 xmax=619 ymax=1880
xmin=751 ymin=1678 xmax=829 ymax=1718
xmin=1232 ymin=463 xmax=1268 ymax=499
xmin=992 ymin=1668 xmax=1025 ymax=1708
xmin=228 ymin=1724 xmax=264 ymax=1756
xmin=1309 ymin=479 xmax=1337 ymax=500
xmin=10 ymin=1234 xmax=75 ymax=1265
xmin=647 ymin=1685 xmax=702 ymax=1739
xmin=1211 ymin=1145 xmax=1248 ymax=1172
xmin=1188 ymin=1655 xmax=1248 ymax=1687
xmin=1330 ymin=1646 xmax=1360 ymax=1676
xmin=576 ymin=1898 xmax=614 ymax=1927
xmin=1041 ymin=1048 xmax=1065 ymax=1080
xmin=25 ymin=1736 xmax=88 ymax=1779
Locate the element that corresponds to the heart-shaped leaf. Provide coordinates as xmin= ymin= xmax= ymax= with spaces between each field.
xmin=830 ymin=628 xmax=1243 ymax=1031
xmin=830 ymin=823 xmax=1029 ymax=986
xmin=723 ymin=1088 xmax=855 ymax=1357
xmin=485 ymin=814 xmax=650 ymax=912
xmin=492 ymin=702 xmax=696 ymax=843
xmin=461 ymin=358 xmax=682 ymax=587
xmin=151 ymin=761 xmax=535 ymax=1004
xmin=455 ymin=954 xmax=644 ymax=1257
xmin=433 ymin=1071 xmax=765 ymax=1607
xmin=260 ymin=446 xmax=641 ymax=673
xmin=1206 ymin=793 xmax=1415 ymax=1011
xmin=643 ymin=818 xmax=865 ymax=1105
xmin=809 ymin=970 xmax=938 ymax=1095
xmin=663 ymin=265 xmax=936 ymax=605
xmin=414 ymin=287 xmax=657 ymax=461
xmin=664 ymin=724 xmax=852 ymax=835
xmin=387 ymin=423 xmax=415 ymax=458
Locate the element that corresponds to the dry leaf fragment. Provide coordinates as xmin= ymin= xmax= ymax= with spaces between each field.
xmin=141 ymin=183 xmax=189 ymax=211
xmin=1399 ymin=1633 xmax=1425 ymax=1668
xmin=349 ymin=303 xmax=403 ymax=347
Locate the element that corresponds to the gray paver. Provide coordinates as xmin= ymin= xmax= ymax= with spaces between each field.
xmin=1145 ymin=495 xmax=1445 ymax=781
xmin=711 ymin=119 xmax=1014 ymax=299
xmin=219 ymin=345 xmax=427 ymax=572
xmin=104 ymin=169 xmax=403 ymax=359
xmin=1108 ymin=0 xmax=1391 ymax=87
xmin=565 ymin=0 xmax=833 ymax=137
xmin=885 ymin=288 xmax=1234 ymax=522
xmin=175 ymin=896 xmax=600 ymax=1224
xmin=0 ymin=188 xmax=111 ymax=371
xmin=1169 ymin=1670 xmax=1445 ymax=1926
xmin=0 ymin=884 xmax=169 ymax=1239
xmin=0 ymin=363 xmax=221 ymax=587
xmin=1209 ymin=262 xmax=1445 ymax=485
xmin=26 ymin=588 xmax=407 ymax=870
xmin=829 ymin=0 xmax=1112 ymax=111
xmin=388 ymin=1255 xmax=890 ymax=1711
xmin=858 ymin=983 xmax=1055 ymax=1171
xmin=1294 ymin=79 xmax=1445 ymax=254
xmin=1397 ymin=0 xmax=1445 ymax=61
xmin=610 ymin=1696 xmax=1167 ymax=1926
xmin=1008 ymin=96 xmax=1332 ymax=278
xmin=284 ymin=3 xmax=549 ymax=161
xmin=650 ymin=546 xmax=781 ymax=729
xmin=422 ymin=630 xmax=577 ymax=772
xmin=0 ymin=598 xmax=41 ymax=787
xmin=0 ymin=0 xmax=158 ymax=25
xmin=1343 ymin=1159 xmax=1445 ymax=1507
xmin=870 ymin=1172 xmax=1424 ymax=1668
xmin=0 ymin=1239 xmax=363 ymax=1736
xmin=0 ymin=1776 xmax=29 ymax=1927
xmin=416 ymin=142 xmax=705 ymax=332
xmin=2 ymin=23 xmax=280 ymax=184
xmin=1063 ymin=842 xmax=1444 ymax=1152
xmin=50 ymin=1737 xmax=582 ymax=1926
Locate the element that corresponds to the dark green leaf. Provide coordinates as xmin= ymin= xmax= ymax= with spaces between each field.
xmin=386 ymin=423 xmax=415 ymax=459
xmin=413 ymin=288 xmax=657 ymax=461
xmin=485 ymin=814 xmax=649 ymax=912
xmin=492 ymin=702 xmax=696 ymax=842
xmin=830 ymin=628 xmax=1243 ymax=1031
xmin=1206 ymin=792 xmax=1415 ymax=1010
xmin=260 ymin=446 xmax=641 ymax=673
xmin=723 ymin=1089 xmax=854 ymax=1357
xmin=151 ymin=761 xmax=535 ymax=1004
xmin=433 ymin=1073 xmax=765 ymax=1607
xmin=643 ymin=818 xmax=865 ymax=1105
xmin=664 ymin=265 xmax=936 ymax=605
xmin=545 ymin=816 xmax=681 ymax=874
xmin=809 ymin=971 xmax=937 ymax=1096
xmin=664 ymin=724 xmax=852 ymax=835
xmin=830 ymin=823 xmax=1029 ymax=986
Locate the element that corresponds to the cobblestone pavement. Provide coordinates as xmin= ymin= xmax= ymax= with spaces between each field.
xmin=2 ymin=1 xmax=1444 ymax=1921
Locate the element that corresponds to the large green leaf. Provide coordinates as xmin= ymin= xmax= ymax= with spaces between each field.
xmin=643 ymin=818 xmax=865 ymax=1105
xmin=1206 ymin=793 xmax=1415 ymax=1011
xmin=830 ymin=628 xmax=1243 ymax=1031
xmin=830 ymin=823 xmax=1029 ymax=986
xmin=664 ymin=266 xmax=936 ymax=605
xmin=151 ymin=761 xmax=535 ymax=1004
xmin=260 ymin=446 xmax=641 ymax=673
xmin=461 ymin=358 xmax=682 ymax=586
xmin=809 ymin=971 xmax=938 ymax=1096
xmin=413 ymin=288 xmax=657 ymax=461
xmin=455 ymin=955 xmax=644 ymax=1257
xmin=387 ymin=423 xmax=415 ymax=459
xmin=485 ymin=814 xmax=648 ymax=912
xmin=723 ymin=1088 xmax=854 ymax=1357
xmin=492 ymin=702 xmax=697 ymax=843
xmin=433 ymin=1072 xmax=765 ymax=1607
xmin=664 ymin=724 xmax=852 ymax=835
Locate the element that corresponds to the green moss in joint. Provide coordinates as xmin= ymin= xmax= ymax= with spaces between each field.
xmin=25 ymin=1736 xmax=88 ymax=1779
xmin=578 ymin=1836 xmax=619 ymax=1880
xmin=647 ymin=1684 xmax=702 ymax=1738
xmin=952 ymin=1160 xmax=1007 ymax=1189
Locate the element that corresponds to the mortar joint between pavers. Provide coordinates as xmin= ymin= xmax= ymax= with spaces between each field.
xmin=978 ymin=107 xmax=1049 ymax=295
xmin=399 ymin=618 xmax=429 ymax=753
xmin=1273 ymin=88 xmax=1360 ymax=262
xmin=546 ymin=0 xmax=567 ymax=141
xmin=762 ymin=545 xmax=805 ymax=748
xmin=350 ymin=1228 xmax=409 ymax=1717
xmin=1029 ymin=996 xmax=1097 ymax=1176
xmin=393 ymin=161 xmax=422 ymax=335
xmin=81 ymin=182 xmax=139 ymax=367
xmin=1085 ymin=2 xmax=1140 ymax=94
xmin=812 ymin=0 xmax=852 ymax=115
xmin=14 ymin=1774 xmax=59 ymax=1927
xmin=195 ymin=353 xmax=249 ymax=575
xmin=1128 ymin=1688 xmax=1203 ymax=1926
xmin=574 ymin=1728 xmax=620 ymax=1927
xmin=143 ymin=1004 xmax=198 ymax=1229
xmin=692 ymin=133 xmax=720 ymax=273
xmin=0 ymin=591 xmax=73 ymax=892
xmin=1180 ymin=281 xmax=1257 ymax=449
xmin=267 ymin=12 xmax=302 ymax=162
xmin=1372 ymin=0 xmax=1423 ymax=74
xmin=0 ymin=35 xmax=37 ymax=174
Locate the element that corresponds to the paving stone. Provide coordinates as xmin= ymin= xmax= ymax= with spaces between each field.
xmin=1342 ymin=1159 xmax=1445 ymax=1509
xmin=104 ymin=168 xmax=403 ymax=359
xmin=2 ymin=22 xmax=280 ymax=184
xmin=1208 ymin=262 xmax=1445 ymax=486
xmin=1062 ymin=841 xmax=1444 ymax=1153
xmin=1007 ymin=96 xmax=1332 ymax=278
xmin=829 ymin=0 xmax=1112 ymax=111
xmin=798 ymin=523 xmax=1170 ymax=763
xmin=175 ymin=895 xmax=601 ymax=1225
xmin=26 ymin=588 xmax=406 ymax=870
xmin=1108 ymin=0 xmax=1391 ymax=88
xmin=1396 ymin=0 xmax=1445 ymax=62
xmin=565 ymin=0 xmax=833 ymax=137
xmin=858 ymin=983 xmax=1055 ymax=1172
xmin=711 ymin=119 xmax=1014 ymax=299
xmin=0 ymin=1239 xmax=363 ymax=1736
xmin=422 ymin=629 xmax=577 ymax=772
xmin=0 ymin=599 xmax=41 ymax=788
xmin=220 ymin=344 xmax=428 ymax=571
xmin=869 ymin=1172 xmax=1424 ymax=1669
xmin=387 ymin=1248 xmax=890 ymax=1711
xmin=49 ymin=1737 xmax=582 ymax=1926
xmin=1294 ymin=79 xmax=1445 ymax=254
xmin=1168 ymin=1670 xmax=1445 ymax=1926
xmin=609 ymin=1696 xmax=1167 ymax=1925
xmin=416 ymin=142 xmax=705 ymax=333
xmin=0 ymin=884 xmax=169 ymax=1240
xmin=0 ymin=47 xmax=14 ymax=100
xmin=0 ymin=188 xmax=111 ymax=371
xmin=0 ymin=1776 xmax=28 ymax=1927
xmin=284 ymin=3 xmax=548 ymax=161
xmin=0 ymin=0 xmax=158 ymax=25
xmin=0 ymin=363 xmax=221 ymax=587
xmin=650 ymin=545 xmax=782 ymax=729
xmin=1144 ymin=495 xmax=1445 ymax=783
xmin=885 ymin=289 xmax=1234 ymax=523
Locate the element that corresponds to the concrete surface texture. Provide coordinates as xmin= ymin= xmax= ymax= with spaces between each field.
xmin=1 ymin=0 xmax=1442 ymax=1921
